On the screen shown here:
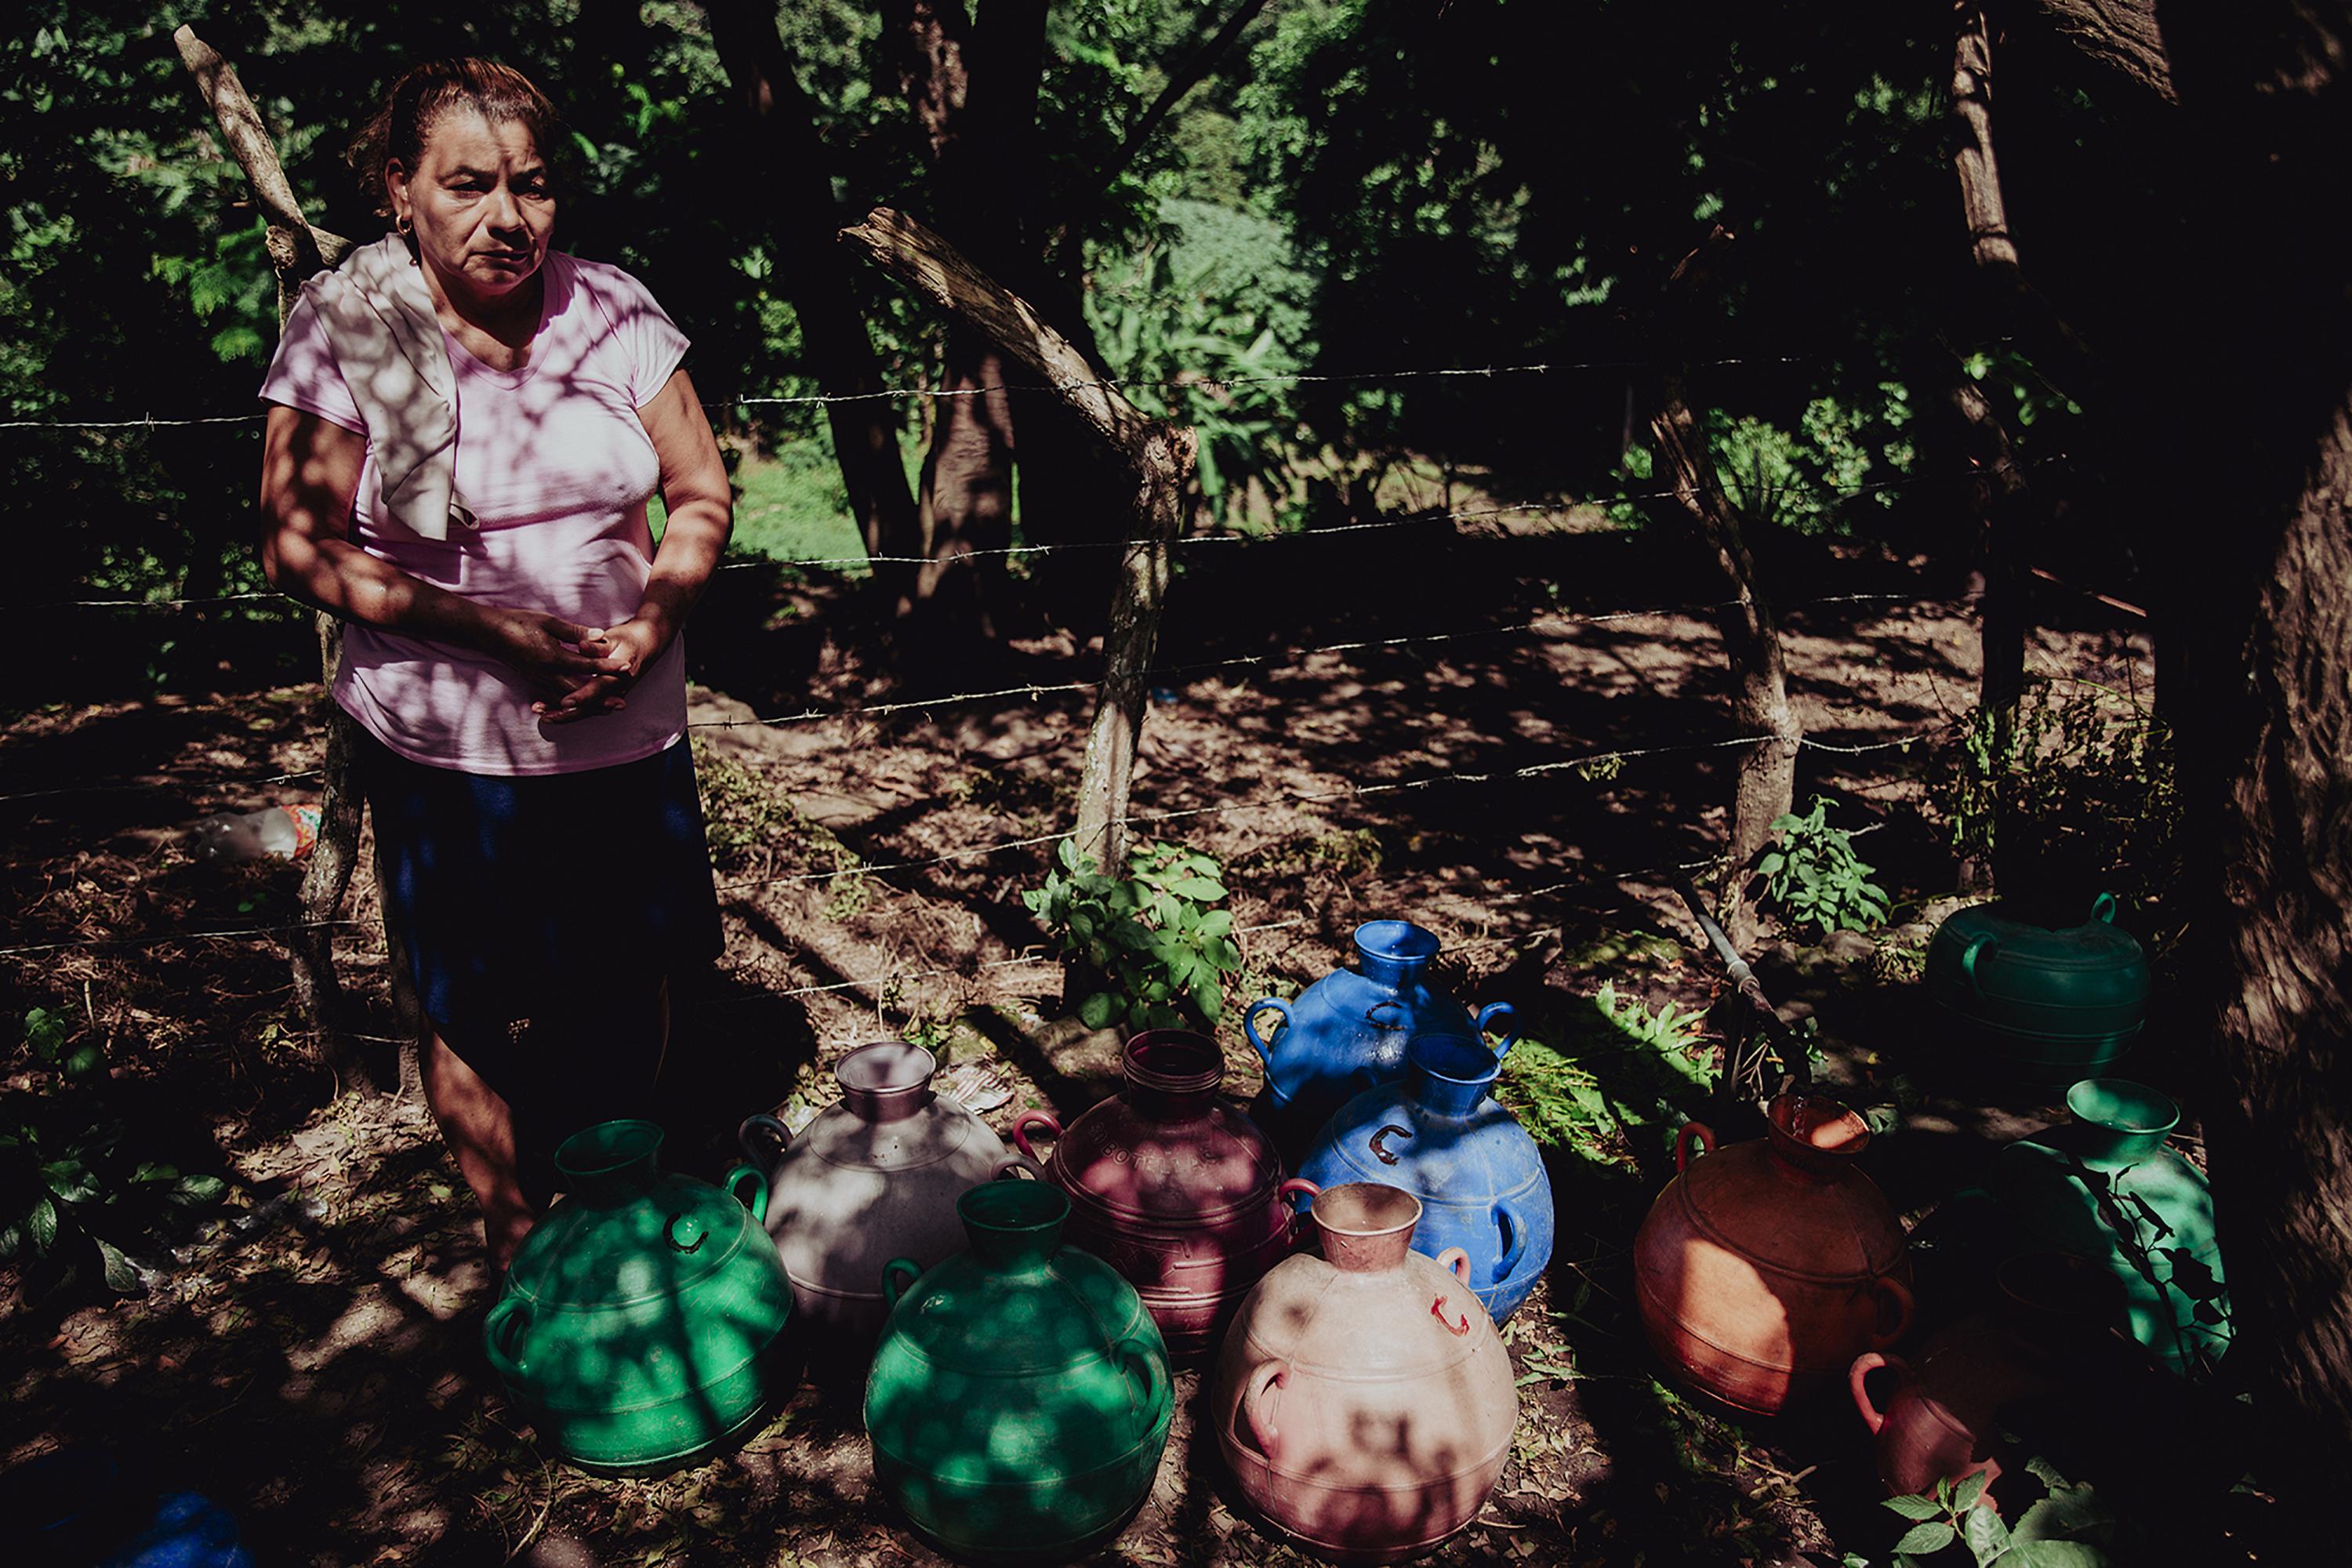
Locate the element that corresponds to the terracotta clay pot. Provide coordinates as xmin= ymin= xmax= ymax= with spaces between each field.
xmin=1013 ymin=1030 xmax=1319 ymax=1358
xmin=1211 ymin=1183 xmax=1519 ymax=1563
xmin=739 ymin=1041 xmax=1021 ymax=1339
xmin=1634 ymin=1091 xmax=1915 ymax=1414
xmin=1850 ymin=1251 xmax=2128 ymax=1508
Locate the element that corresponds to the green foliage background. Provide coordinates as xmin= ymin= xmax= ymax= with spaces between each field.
xmin=2 ymin=0 xmax=2136 ymax=707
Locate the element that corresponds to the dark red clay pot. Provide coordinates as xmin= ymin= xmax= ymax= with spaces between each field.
xmin=1014 ymin=1030 xmax=1317 ymax=1359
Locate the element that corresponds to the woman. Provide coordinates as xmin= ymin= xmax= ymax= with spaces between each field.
xmin=256 ymin=59 xmax=731 ymax=1267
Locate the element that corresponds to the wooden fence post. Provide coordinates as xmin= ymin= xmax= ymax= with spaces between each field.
xmin=174 ymin=26 xmax=412 ymax=1094
xmin=837 ymin=207 xmax=1197 ymax=873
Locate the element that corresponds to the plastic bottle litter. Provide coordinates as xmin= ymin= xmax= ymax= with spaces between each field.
xmin=187 ymin=803 xmax=321 ymax=862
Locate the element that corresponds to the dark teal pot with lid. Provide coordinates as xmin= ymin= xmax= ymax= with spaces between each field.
xmin=1925 ymin=893 xmax=2151 ymax=1090
xmin=1984 ymin=1079 xmax=2229 ymax=1378
xmin=482 ymin=1120 xmax=796 ymax=1474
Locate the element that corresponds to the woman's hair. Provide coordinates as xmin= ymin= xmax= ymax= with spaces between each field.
xmin=348 ymin=58 xmax=562 ymax=220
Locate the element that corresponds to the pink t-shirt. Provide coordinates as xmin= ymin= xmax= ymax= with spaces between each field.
xmin=259 ymin=252 xmax=691 ymax=775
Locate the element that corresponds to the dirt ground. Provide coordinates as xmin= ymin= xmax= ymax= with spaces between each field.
xmin=2 ymin=517 xmax=2234 ymax=1566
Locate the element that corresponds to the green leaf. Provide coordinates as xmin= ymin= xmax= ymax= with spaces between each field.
xmin=96 ymin=1236 xmax=143 ymax=1294
xmin=1954 ymin=1469 xmax=1990 ymax=1512
xmin=1197 ymin=909 xmax=1233 ymax=938
xmin=27 ymin=1195 xmax=58 ymax=1252
xmin=2004 ymin=1544 xmax=2107 ymax=1568
xmin=1170 ymin=876 xmax=1226 ymax=901
xmin=174 ymin=1174 xmax=227 ymax=1203
xmin=1884 ymin=1495 xmax=1945 ymax=1521
xmin=1963 ymin=1503 xmax=2010 ymax=1559
xmin=1078 ymin=992 xmax=1121 ymax=1030
xmin=1893 ymin=1521 xmax=1956 ymax=1555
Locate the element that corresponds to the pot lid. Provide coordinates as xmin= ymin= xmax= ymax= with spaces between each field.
xmin=503 ymin=1122 xmax=764 ymax=1310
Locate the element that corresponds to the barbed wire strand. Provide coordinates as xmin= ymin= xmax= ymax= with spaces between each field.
xmin=6 ymin=447 xmax=2075 ymax=613
xmin=0 ymin=593 xmax=1943 ymax=802
xmin=0 ymin=350 xmax=1864 ymax=434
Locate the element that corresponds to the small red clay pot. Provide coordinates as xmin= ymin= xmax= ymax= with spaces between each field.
xmin=1634 ymin=1091 xmax=1915 ymax=1413
xmin=1852 ymin=1250 xmax=2128 ymax=1508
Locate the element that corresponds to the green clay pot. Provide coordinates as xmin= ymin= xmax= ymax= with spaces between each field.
xmin=482 ymin=1120 xmax=795 ymax=1474
xmin=1925 ymin=894 xmax=2151 ymax=1090
xmin=1985 ymin=1080 xmax=2230 ymax=1377
xmin=864 ymin=1179 xmax=1174 ymax=1561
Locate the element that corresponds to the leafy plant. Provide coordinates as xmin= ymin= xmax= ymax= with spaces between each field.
xmin=1755 ymin=794 xmax=1892 ymax=937
xmin=1935 ymin=679 xmax=2180 ymax=916
xmin=1877 ymin=1461 xmax=2112 ymax=1566
xmin=0 ymin=1113 xmax=227 ymax=1297
xmin=1023 ymin=838 xmax=1243 ymax=1033
xmin=1595 ymin=979 xmax=1704 ymax=1052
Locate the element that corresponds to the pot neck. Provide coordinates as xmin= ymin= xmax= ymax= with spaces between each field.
xmin=1354 ymin=919 xmax=1439 ymax=990
xmin=837 ymin=1041 xmax=938 ymax=1123
xmin=1121 ymin=1029 xmax=1224 ymax=1121
xmin=1408 ymin=1033 xmax=1500 ymax=1117
xmin=1762 ymin=1092 xmax=1870 ymax=1180
xmin=2063 ymin=1079 xmax=2178 ymax=1167
xmin=554 ymin=1120 xmax=665 ymax=1203
xmin=960 ymin=1181 xmax=1069 ymax=1275
xmin=1310 ymin=1182 xmax=1421 ymax=1272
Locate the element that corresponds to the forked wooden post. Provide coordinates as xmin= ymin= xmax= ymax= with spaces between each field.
xmin=837 ymin=207 xmax=1197 ymax=872
xmin=173 ymin=26 xmax=411 ymax=1093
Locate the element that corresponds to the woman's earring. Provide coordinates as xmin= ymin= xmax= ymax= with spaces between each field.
xmin=395 ymin=212 xmax=414 ymax=237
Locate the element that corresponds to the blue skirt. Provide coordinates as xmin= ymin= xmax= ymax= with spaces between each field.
xmin=360 ymin=730 xmax=723 ymax=1083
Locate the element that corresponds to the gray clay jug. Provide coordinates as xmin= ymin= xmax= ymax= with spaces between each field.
xmin=740 ymin=1042 xmax=1022 ymax=1338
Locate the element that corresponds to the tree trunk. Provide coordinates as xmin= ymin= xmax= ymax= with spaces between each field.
xmin=702 ymin=0 xmax=923 ymax=597
xmin=889 ymin=0 xmax=1050 ymax=639
xmin=175 ymin=26 xmax=397 ymax=1094
xmin=1949 ymin=375 xmax=2032 ymax=894
xmin=837 ymin=205 xmax=1197 ymax=871
xmin=2023 ymin=0 xmax=2352 ymax=1486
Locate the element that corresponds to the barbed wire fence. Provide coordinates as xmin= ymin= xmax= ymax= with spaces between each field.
xmin=0 ymin=354 xmax=2143 ymax=1058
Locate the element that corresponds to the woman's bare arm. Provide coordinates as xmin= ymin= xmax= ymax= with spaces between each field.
xmin=258 ymin=403 xmax=608 ymax=701
xmin=544 ymin=368 xmax=735 ymax=721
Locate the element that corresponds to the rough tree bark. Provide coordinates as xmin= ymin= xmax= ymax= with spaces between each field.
xmin=838 ymin=207 xmax=1196 ymax=870
xmin=702 ymin=0 xmax=924 ymax=600
xmin=1947 ymin=1 xmax=2034 ymax=822
xmin=2019 ymin=0 xmax=2352 ymax=1484
xmin=1643 ymin=231 xmax=1798 ymax=952
xmin=172 ymin=26 xmax=408 ymax=1093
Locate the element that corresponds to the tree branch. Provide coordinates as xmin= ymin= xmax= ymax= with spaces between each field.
xmin=170 ymin=25 xmax=348 ymax=280
xmin=1096 ymin=0 xmax=1272 ymax=193
xmin=839 ymin=205 xmax=1160 ymax=460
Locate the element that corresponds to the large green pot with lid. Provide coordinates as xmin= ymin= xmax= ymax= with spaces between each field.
xmin=864 ymin=1178 xmax=1174 ymax=1561
xmin=482 ymin=1120 xmax=796 ymax=1474
xmin=1925 ymin=893 xmax=2151 ymax=1090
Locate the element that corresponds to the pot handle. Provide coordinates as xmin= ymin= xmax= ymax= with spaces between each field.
xmin=1494 ymin=1197 xmax=1528 ymax=1283
xmin=1242 ymin=999 xmax=1290 ymax=1073
xmin=2090 ymin=891 xmax=2119 ymax=924
xmin=1436 ymin=1246 xmax=1472 ymax=1283
xmin=1475 ymin=1001 xmax=1520 ymax=1058
xmin=723 ymin=1162 xmax=770 ymax=1223
xmin=1240 ymin=1359 xmax=1287 ymax=1460
xmin=1675 ymin=1120 xmax=1716 ymax=1174
xmin=1958 ymin=932 xmax=1998 ymax=1000
xmin=1011 ymin=1110 xmax=1061 ymax=1166
xmin=882 ymin=1257 xmax=923 ymax=1311
xmin=993 ymin=1156 xmax=1040 ymax=1181
xmin=1849 ymin=1351 xmax=1909 ymax=1436
xmin=738 ymin=1113 xmax=793 ymax=1171
xmin=1867 ymin=1275 xmax=1916 ymax=1348
xmin=1115 ymin=1338 xmax=1168 ymax=1413
xmin=1276 ymin=1177 xmax=1320 ymax=1237
xmin=482 ymin=1297 xmax=529 ymax=1385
